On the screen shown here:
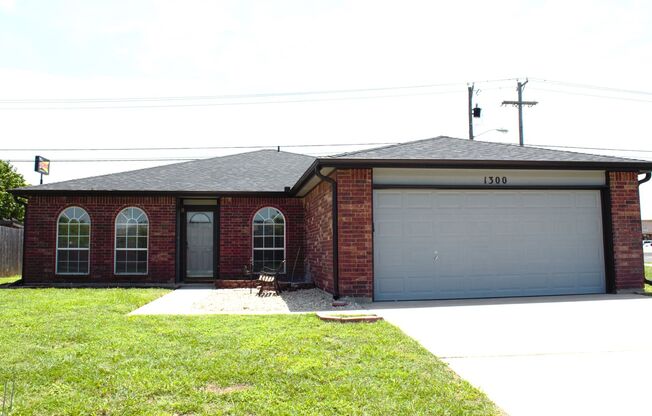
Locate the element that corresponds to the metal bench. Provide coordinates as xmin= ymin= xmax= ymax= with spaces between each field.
xmin=257 ymin=260 xmax=285 ymax=296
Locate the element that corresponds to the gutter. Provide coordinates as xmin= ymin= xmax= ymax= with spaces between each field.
xmin=319 ymin=158 xmax=652 ymax=171
xmin=314 ymin=166 xmax=339 ymax=300
xmin=8 ymin=189 xmax=292 ymax=198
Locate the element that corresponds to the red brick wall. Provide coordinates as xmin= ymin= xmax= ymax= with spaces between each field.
xmin=303 ymin=180 xmax=334 ymax=292
xmin=219 ymin=197 xmax=304 ymax=279
xmin=23 ymin=195 xmax=176 ymax=285
xmin=302 ymin=169 xmax=374 ymax=298
xmin=609 ymin=171 xmax=644 ymax=291
xmin=336 ymin=169 xmax=373 ymax=298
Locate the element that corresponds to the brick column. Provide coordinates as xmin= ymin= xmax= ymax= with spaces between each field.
xmin=337 ymin=169 xmax=373 ymax=299
xmin=608 ymin=171 xmax=644 ymax=292
xmin=303 ymin=180 xmax=334 ymax=292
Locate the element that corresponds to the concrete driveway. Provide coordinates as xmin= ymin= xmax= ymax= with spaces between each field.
xmin=366 ymin=294 xmax=652 ymax=416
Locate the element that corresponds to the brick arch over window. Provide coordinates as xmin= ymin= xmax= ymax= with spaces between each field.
xmin=56 ymin=206 xmax=91 ymax=275
xmin=252 ymin=207 xmax=285 ymax=272
xmin=115 ymin=207 xmax=149 ymax=275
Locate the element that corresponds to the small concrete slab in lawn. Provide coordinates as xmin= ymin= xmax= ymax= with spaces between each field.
xmin=316 ymin=312 xmax=383 ymax=323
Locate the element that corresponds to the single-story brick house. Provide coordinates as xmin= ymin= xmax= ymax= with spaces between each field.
xmin=12 ymin=136 xmax=652 ymax=301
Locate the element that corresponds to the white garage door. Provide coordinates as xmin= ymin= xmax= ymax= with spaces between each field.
xmin=373 ymin=189 xmax=605 ymax=301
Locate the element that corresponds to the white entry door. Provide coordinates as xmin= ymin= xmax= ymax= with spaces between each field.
xmin=186 ymin=211 xmax=214 ymax=278
xmin=373 ymin=189 xmax=605 ymax=301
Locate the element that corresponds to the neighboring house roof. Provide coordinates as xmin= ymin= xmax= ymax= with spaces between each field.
xmin=15 ymin=150 xmax=315 ymax=194
xmin=12 ymin=136 xmax=652 ymax=196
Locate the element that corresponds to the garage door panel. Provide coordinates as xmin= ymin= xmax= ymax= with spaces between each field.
xmin=436 ymin=192 xmax=465 ymax=208
xmin=374 ymin=189 xmax=605 ymax=300
xmin=376 ymin=278 xmax=404 ymax=295
xmin=404 ymin=191 xmax=433 ymax=208
xmin=521 ymin=193 xmax=550 ymax=207
xmin=376 ymin=220 xmax=402 ymax=237
xmin=576 ymin=192 xmax=601 ymax=207
xmin=546 ymin=273 xmax=579 ymax=289
xmin=466 ymin=193 xmax=494 ymax=208
xmin=374 ymin=241 xmax=403 ymax=268
xmin=376 ymin=192 xmax=403 ymax=209
xmin=405 ymin=220 xmax=433 ymax=237
xmin=405 ymin=277 xmax=435 ymax=293
xmin=576 ymin=272 xmax=604 ymax=288
xmin=493 ymin=192 xmax=522 ymax=207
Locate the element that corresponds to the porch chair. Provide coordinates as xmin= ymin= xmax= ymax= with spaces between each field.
xmin=257 ymin=260 xmax=285 ymax=296
xmin=242 ymin=261 xmax=255 ymax=294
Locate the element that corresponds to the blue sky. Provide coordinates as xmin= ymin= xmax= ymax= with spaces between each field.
xmin=2 ymin=1 xmax=652 ymax=215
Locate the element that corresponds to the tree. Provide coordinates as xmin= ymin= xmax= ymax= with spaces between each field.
xmin=0 ymin=160 xmax=28 ymax=222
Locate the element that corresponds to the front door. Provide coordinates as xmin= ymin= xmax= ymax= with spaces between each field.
xmin=185 ymin=211 xmax=215 ymax=278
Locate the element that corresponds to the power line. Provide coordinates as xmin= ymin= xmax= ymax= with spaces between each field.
xmin=6 ymin=144 xmax=652 ymax=164
xmin=2 ymin=78 xmax=651 ymax=110
xmin=530 ymin=87 xmax=652 ymax=103
xmin=7 ymin=158 xmax=199 ymax=163
xmin=530 ymin=78 xmax=652 ymax=97
xmin=6 ymin=153 xmax=340 ymax=163
xmin=0 ymin=85 xmax=508 ymax=111
xmin=0 ymin=78 xmax=518 ymax=104
xmin=0 ymin=142 xmax=399 ymax=152
xmin=0 ymin=89 xmax=465 ymax=110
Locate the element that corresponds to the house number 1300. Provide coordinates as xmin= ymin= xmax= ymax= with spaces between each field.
xmin=484 ymin=176 xmax=508 ymax=184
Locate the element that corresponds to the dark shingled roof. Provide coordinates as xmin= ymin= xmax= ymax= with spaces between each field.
xmin=16 ymin=150 xmax=315 ymax=193
xmin=331 ymin=136 xmax=651 ymax=163
xmin=13 ymin=136 xmax=652 ymax=195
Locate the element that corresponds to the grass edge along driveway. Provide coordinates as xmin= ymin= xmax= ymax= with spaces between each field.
xmin=0 ymin=288 xmax=500 ymax=415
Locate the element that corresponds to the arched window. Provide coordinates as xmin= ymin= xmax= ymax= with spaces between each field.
xmin=252 ymin=207 xmax=285 ymax=272
xmin=115 ymin=207 xmax=148 ymax=274
xmin=56 ymin=206 xmax=90 ymax=274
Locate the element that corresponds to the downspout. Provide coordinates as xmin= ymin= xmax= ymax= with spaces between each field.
xmin=314 ymin=166 xmax=339 ymax=300
xmin=638 ymin=172 xmax=652 ymax=285
xmin=18 ymin=199 xmax=27 ymax=284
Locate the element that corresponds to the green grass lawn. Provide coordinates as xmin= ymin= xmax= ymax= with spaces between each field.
xmin=646 ymin=266 xmax=652 ymax=293
xmin=0 ymin=288 xmax=500 ymax=415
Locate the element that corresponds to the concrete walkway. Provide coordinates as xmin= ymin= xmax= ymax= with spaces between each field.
xmin=365 ymin=294 xmax=652 ymax=416
xmin=130 ymin=286 xmax=215 ymax=315
xmin=129 ymin=286 xmax=363 ymax=315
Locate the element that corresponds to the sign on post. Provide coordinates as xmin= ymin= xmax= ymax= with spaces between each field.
xmin=34 ymin=155 xmax=50 ymax=184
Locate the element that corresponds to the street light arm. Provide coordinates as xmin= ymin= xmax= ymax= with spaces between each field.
xmin=474 ymin=128 xmax=508 ymax=138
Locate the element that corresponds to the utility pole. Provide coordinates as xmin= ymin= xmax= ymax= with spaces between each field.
xmin=467 ymin=83 xmax=483 ymax=140
xmin=468 ymin=83 xmax=474 ymax=140
xmin=468 ymin=83 xmax=475 ymax=140
xmin=501 ymin=79 xmax=538 ymax=146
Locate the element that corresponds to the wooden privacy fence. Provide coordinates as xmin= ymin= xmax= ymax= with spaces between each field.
xmin=0 ymin=226 xmax=23 ymax=277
